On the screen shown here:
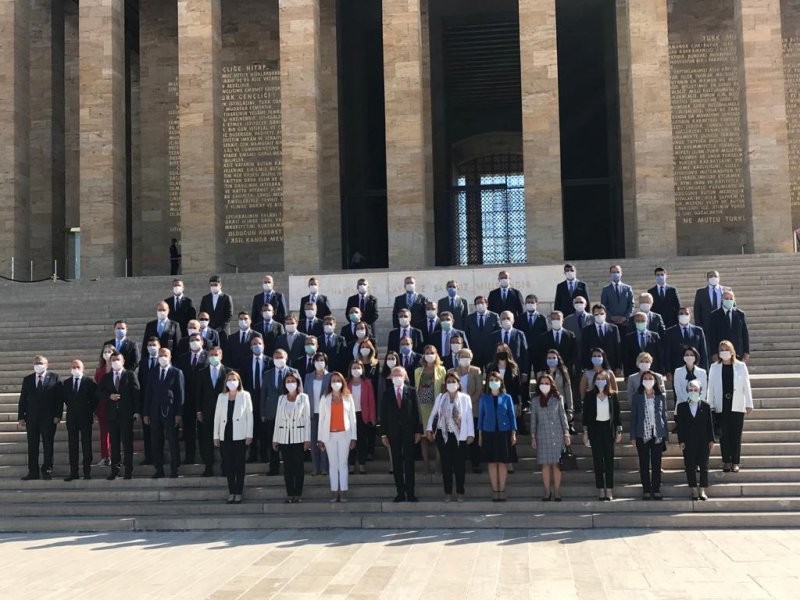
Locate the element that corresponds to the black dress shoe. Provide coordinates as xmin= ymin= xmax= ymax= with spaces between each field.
xmin=393 ymin=494 xmax=406 ymax=502
xmin=106 ymin=473 xmax=117 ymax=481
xmin=152 ymin=471 xmax=164 ymax=479
xmin=266 ymin=470 xmax=280 ymax=477
xmin=139 ymin=459 xmax=152 ymax=466
xmin=169 ymin=472 xmax=179 ymax=479
xmin=64 ymin=474 xmax=79 ymax=482
xmin=652 ymin=492 xmax=663 ymax=501
xmin=41 ymin=472 xmax=52 ymax=481
xmin=123 ymin=472 xmax=133 ymax=480
xmin=406 ymin=495 xmax=418 ymax=502
xmin=202 ymin=468 xmax=213 ymax=477
xmin=642 ymin=493 xmax=651 ymax=500
xmin=83 ymin=474 xmax=92 ymax=480
xmin=21 ymin=473 xmax=39 ymax=481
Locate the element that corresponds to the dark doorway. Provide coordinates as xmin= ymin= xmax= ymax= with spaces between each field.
xmin=556 ymin=0 xmax=624 ymax=260
xmin=337 ymin=0 xmax=388 ymax=269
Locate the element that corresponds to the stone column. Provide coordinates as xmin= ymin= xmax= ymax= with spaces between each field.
xmin=280 ymin=0 xmax=324 ymax=272
xmin=79 ymin=0 xmax=126 ymax=278
xmin=617 ymin=0 xmax=676 ymax=256
xmin=738 ymin=0 xmax=793 ymax=252
xmin=519 ymin=0 xmax=563 ymax=263
xmin=383 ymin=0 xmax=434 ymax=268
xmin=177 ymin=0 xmax=223 ymax=272
xmin=64 ymin=0 xmax=79 ymax=231
xmin=0 ymin=0 xmax=30 ymax=277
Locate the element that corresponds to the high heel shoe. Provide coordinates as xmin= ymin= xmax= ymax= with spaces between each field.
xmin=491 ymin=489 xmax=500 ymax=502
xmin=542 ymin=492 xmax=552 ymax=502
xmin=498 ymin=489 xmax=507 ymax=502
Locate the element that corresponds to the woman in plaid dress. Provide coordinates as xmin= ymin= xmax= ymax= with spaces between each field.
xmin=530 ymin=373 xmax=570 ymax=501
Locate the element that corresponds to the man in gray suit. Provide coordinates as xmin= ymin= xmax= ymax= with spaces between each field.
xmin=600 ymin=264 xmax=634 ymax=328
xmin=563 ymin=296 xmax=591 ymax=408
xmin=276 ymin=314 xmax=308 ymax=363
xmin=260 ymin=348 xmax=299 ymax=476
xmin=437 ymin=280 xmax=469 ymax=330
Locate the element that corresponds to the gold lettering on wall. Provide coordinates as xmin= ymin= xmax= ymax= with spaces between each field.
xmin=781 ymin=0 xmax=800 ymax=228
xmin=167 ymin=77 xmax=180 ymax=234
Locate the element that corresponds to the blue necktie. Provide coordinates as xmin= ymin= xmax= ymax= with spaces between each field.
xmin=211 ymin=367 xmax=218 ymax=387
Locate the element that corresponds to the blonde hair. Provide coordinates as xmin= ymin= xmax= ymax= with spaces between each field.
xmin=716 ymin=340 xmax=738 ymax=363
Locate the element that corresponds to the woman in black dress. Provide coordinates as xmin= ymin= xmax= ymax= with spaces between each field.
xmin=477 ymin=371 xmax=517 ymax=501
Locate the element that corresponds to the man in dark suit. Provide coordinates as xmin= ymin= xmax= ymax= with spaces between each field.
xmin=176 ymin=333 xmax=207 ymax=464
xmin=534 ymin=311 xmax=577 ymax=374
xmin=580 ymin=304 xmax=622 ymax=371
xmin=554 ymin=264 xmax=590 ymax=316
xmin=664 ymin=307 xmax=710 ymax=372
xmin=437 ymin=280 xmax=469 ymax=330
xmin=430 ymin=312 xmax=469 ymax=360
xmin=381 ymin=366 xmax=423 ymax=502
xmin=60 ymin=359 xmax=98 ymax=481
xmin=176 ymin=319 xmax=211 ymax=355
xmin=391 ymin=275 xmax=428 ymax=329
xmin=319 ymin=316 xmax=348 ymax=374
xmin=627 ymin=292 xmax=666 ymax=337
xmin=708 ymin=290 xmax=750 ymax=362
xmin=225 ymin=311 xmax=260 ymax=372
xmin=252 ymin=274 xmax=288 ymax=324
xmin=345 ymin=278 xmax=379 ymax=331
xmin=165 ymin=278 xmax=196 ymax=336
xmin=622 ymin=312 xmax=664 ymax=376
xmin=199 ymin=275 xmax=233 ymax=338
xmin=137 ymin=337 xmax=162 ymax=465
xmin=397 ymin=337 xmax=422 ymax=386
xmin=244 ymin=336 xmax=269 ymax=462
xmin=648 ymin=267 xmax=681 ymax=329
xmin=299 ymin=276 xmax=332 ymax=318
xmin=197 ymin=311 xmax=222 ymax=349
xmin=693 ymin=270 xmax=724 ymax=335
xmin=144 ymin=348 xmax=185 ymax=478
xmin=17 ymin=356 xmax=62 ymax=480
xmin=260 ymin=349 xmax=300 ymax=475
xmin=464 ymin=296 xmax=500 ymax=368
xmin=196 ymin=346 xmax=229 ymax=476
xmin=387 ymin=308 xmax=425 ymax=354
xmin=253 ymin=305 xmax=284 ymax=355
xmin=519 ymin=294 xmax=548 ymax=366
xmin=600 ymin=265 xmax=634 ymax=328
xmin=441 ymin=333 xmax=466 ymax=370
xmin=276 ymin=314 xmax=308 ymax=363
xmin=293 ymin=336 xmax=319 ymax=375
xmin=487 ymin=270 xmax=525 ymax=322
xmin=141 ymin=301 xmax=182 ymax=359
xmin=105 ymin=320 xmax=140 ymax=372
xmin=421 ymin=300 xmax=441 ymax=342
xmin=299 ymin=301 xmax=324 ymax=337
xmin=99 ymin=352 xmax=141 ymax=480
xmin=490 ymin=311 xmax=530 ymax=378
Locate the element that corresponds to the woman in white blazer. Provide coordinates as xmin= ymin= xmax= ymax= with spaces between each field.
xmin=707 ymin=340 xmax=753 ymax=472
xmin=317 ymin=371 xmax=358 ymax=502
xmin=272 ymin=371 xmax=311 ymax=503
xmin=213 ymin=371 xmax=253 ymax=504
xmin=425 ymin=371 xmax=475 ymax=501
xmin=673 ymin=346 xmax=708 ymax=405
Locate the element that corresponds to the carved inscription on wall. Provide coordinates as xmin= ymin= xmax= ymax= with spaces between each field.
xmin=221 ymin=62 xmax=283 ymax=252
xmin=668 ymin=0 xmax=748 ymax=254
xmin=167 ymin=77 xmax=180 ymax=234
xmin=781 ymin=0 xmax=800 ymax=228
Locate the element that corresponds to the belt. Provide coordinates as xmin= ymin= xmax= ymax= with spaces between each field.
xmin=724 ymin=393 xmax=733 ymax=400
xmin=330 ymin=429 xmax=345 ymax=433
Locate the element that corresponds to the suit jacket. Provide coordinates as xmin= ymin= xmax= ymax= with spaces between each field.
xmin=708 ymin=361 xmax=753 ymax=413
xmin=554 ymin=280 xmax=590 ymax=316
xmin=708 ymin=308 xmax=750 ymax=358
xmin=165 ymin=295 xmax=196 ymax=336
xmin=18 ymin=371 xmax=62 ymax=423
xmin=693 ymin=285 xmax=724 ymax=334
xmin=464 ymin=311 xmax=501 ymax=368
xmin=292 ymin=354 xmax=318 ymax=376
xmin=622 ymin=330 xmax=663 ymax=376
xmin=477 ymin=392 xmax=517 ymax=432
xmin=197 ymin=364 xmax=231 ymax=416
xmin=260 ymin=366 xmax=300 ymax=421
xmin=580 ymin=322 xmax=622 ymax=370
xmin=676 ymin=401 xmax=715 ymax=447
xmin=224 ymin=329 xmax=261 ymax=372
xmin=626 ymin=311 xmax=666 ymax=338
xmin=420 ymin=316 xmax=441 ymax=341
xmin=213 ymin=391 xmax=254 ymax=441
xmin=437 ymin=296 xmax=469 ymax=330
xmin=380 ymin=384 xmax=422 ymax=439
xmin=273 ymin=394 xmax=312 ymax=444
xmin=175 ymin=336 xmax=211 ymax=356
xmin=600 ymin=282 xmax=634 ymax=322
xmin=534 ymin=328 xmax=577 ymax=373
xmin=487 ymin=287 xmax=525 ymax=321
xmin=251 ymin=290 xmax=288 ymax=324
xmin=647 ymin=285 xmax=681 ymax=329
xmin=519 ymin=311 xmax=548 ymax=358
xmin=663 ymin=324 xmax=709 ymax=371
xmin=563 ymin=311 xmax=592 ymax=361
xmin=138 ymin=355 xmax=161 ymax=396
xmin=582 ymin=390 xmax=621 ymax=435
xmin=299 ymin=294 xmax=332 ymax=319
xmin=145 ymin=365 xmax=185 ymax=421
xmin=175 ymin=350 xmax=208 ymax=412
xmin=276 ymin=331 xmax=309 ymax=363
xmin=240 ymin=354 xmax=268 ymax=400
xmin=252 ymin=319 xmax=284 ymax=355
xmin=141 ymin=319 xmax=182 ymax=358
xmin=318 ymin=332 xmax=348 ymax=374
xmin=60 ymin=375 xmax=98 ymax=426
xmin=489 ymin=328 xmax=530 ymax=375
xmin=430 ymin=327 xmax=469 ymax=358
xmin=398 ymin=352 xmax=422 ymax=386
xmin=391 ymin=292 xmax=429 ymax=329
xmin=198 ymin=327 xmax=221 ymax=349
xmin=105 ymin=337 xmax=140 ymax=372
xmin=346 ymin=293 xmax=379 ymax=326
xmin=387 ymin=326 xmax=425 ymax=355
xmin=199 ymin=292 xmax=234 ymax=334
xmin=298 ymin=317 xmax=324 ymax=338
xmin=629 ymin=391 xmax=669 ymax=442
xmin=673 ymin=366 xmax=708 ymax=405
xmin=98 ymin=369 xmax=141 ymax=420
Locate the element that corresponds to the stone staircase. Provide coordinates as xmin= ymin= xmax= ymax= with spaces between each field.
xmin=0 ymin=252 xmax=799 ymax=530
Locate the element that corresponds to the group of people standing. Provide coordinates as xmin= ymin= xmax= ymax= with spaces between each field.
xmin=16 ymin=265 xmax=754 ymax=504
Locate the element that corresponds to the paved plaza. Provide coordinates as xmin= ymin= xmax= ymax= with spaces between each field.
xmin=0 ymin=528 xmax=797 ymax=599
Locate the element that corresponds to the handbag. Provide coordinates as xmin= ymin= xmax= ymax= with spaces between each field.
xmin=559 ymin=446 xmax=578 ymax=471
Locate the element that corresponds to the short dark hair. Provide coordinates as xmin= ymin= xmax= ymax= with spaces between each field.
xmin=654 ymin=266 xmax=666 ymax=274
xmin=208 ymin=275 xmax=221 ymax=284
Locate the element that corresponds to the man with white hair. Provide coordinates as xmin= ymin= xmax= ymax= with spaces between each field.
xmin=60 ymin=359 xmax=98 ymax=481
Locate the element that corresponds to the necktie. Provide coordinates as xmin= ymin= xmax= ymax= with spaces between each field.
xmin=503 ymin=331 xmax=509 ymax=345
xmin=502 ymin=289 xmax=507 ymax=301
xmin=114 ymin=373 xmax=120 ymax=390
xmin=714 ymin=287 xmax=720 ymax=309
xmin=116 ymin=340 xmax=121 ymax=351
xmin=254 ymin=359 xmax=261 ymax=391
xmin=429 ymin=319 xmax=434 ymax=335
xmin=407 ymin=294 xmax=413 ymax=308
xmin=683 ymin=327 xmax=690 ymax=343
xmin=150 ymin=358 xmax=156 ymax=369
xmin=578 ymin=313 xmax=583 ymax=327
xmin=158 ymin=321 xmax=164 ymax=336
xmin=660 ymin=286 xmax=665 ymax=298
xmin=529 ymin=314 xmax=533 ymax=327
xmin=241 ymin=332 xmax=245 ymax=344
xmin=451 ymin=298 xmax=455 ymax=311
xmin=311 ymin=294 xmax=316 ymax=304
xmin=444 ymin=332 xmax=450 ymax=356
xmin=401 ymin=328 xmax=407 ymax=339
xmin=728 ymin=310 xmax=733 ymax=326
xmin=37 ymin=376 xmax=42 ymax=390
xmin=478 ymin=315 xmax=483 ymax=329
xmin=360 ymin=296 xmax=365 ymax=312
xmin=160 ymin=369 xmax=166 ymax=382
xmin=211 ymin=367 xmax=218 ymax=387
xmin=326 ymin=335 xmax=332 ymax=346
xmin=614 ymin=283 xmax=620 ymax=300
xmin=275 ymin=369 xmax=281 ymax=389
xmin=396 ymin=387 xmax=403 ymax=408
xmin=74 ymin=378 xmax=79 ymax=393
xmin=568 ymin=281 xmax=573 ymax=294
xmin=555 ymin=331 xmax=560 ymax=346
xmin=640 ymin=333 xmax=646 ymax=349
xmin=192 ymin=354 xmax=197 ymax=368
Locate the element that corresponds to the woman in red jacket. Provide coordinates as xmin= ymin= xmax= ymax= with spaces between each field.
xmin=93 ymin=344 xmax=115 ymax=466
xmin=347 ymin=360 xmax=377 ymax=474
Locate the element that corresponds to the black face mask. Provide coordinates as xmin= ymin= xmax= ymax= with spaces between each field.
xmin=496 ymin=352 xmax=509 ymax=361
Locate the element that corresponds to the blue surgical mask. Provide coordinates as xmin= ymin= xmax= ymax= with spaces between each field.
xmin=546 ymin=358 xmax=559 ymax=369
xmin=655 ymin=275 xmax=666 ymax=285
xmin=208 ymin=356 xmax=221 ymax=367
xmin=610 ymin=272 xmax=621 ymax=283
xmin=591 ymin=356 xmax=603 ymax=367
xmin=722 ymin=299 xmax=734 ymax=310
xmin=305 ymin=344 xmax=316 ymax=355
xmin=447 ymin=287 xmax=457 ymax=297
xmin=115 ymin=328 xmax=126 ymax=339
xmin=349 ymin=313 xmax=361 ymax=323
xmin=440 ymin=321 xmax=452 ymax=332
xmin=488 ymin=380 xmax=501 ymax=391
xmin=400 ymin=345 xmax=412 ymax=355
xmin=635 ymin=322 xmax=647 ymax=332
xmin=251 ymin=345 xmax=263 ymax=355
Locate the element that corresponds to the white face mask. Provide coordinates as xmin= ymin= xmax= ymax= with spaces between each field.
xmin=273 ymin=358 xmax=286 ymax=369
xmin=262 ymin=312 xmax=273 ymax=322
xmin=642 ymin=379 xmax=655 ymax=390
xmin=594 ymin=314 xmax=606 ymax=325
xmin=263 ymin=282 xmax=273 ymax=292
xmin=446 ymin=382 xmax=459 ymax=394
xmin=147 ymin=345 xmax=159 ymax=357
xmin=173 ymin=286 xmax=183 ymax=295
xmin=111 ymin=361 xmax=123 ymax=372
xmin=238 ymin=319 xmax=249 ymax=331
xmin=639 ymin=303 xmax=651 ymax=313
xmin=405 ymin=283 xmax=415 ymax=293
xmin=539 ymin=384 xmax=551 ymax=395
xmin=103 ymin=352 xmax=113 ymax=361
xmin=351 ymin=369 xmax=363 ymax=377
xmin=331 ymin=381 xmax=343 ymax=392
xmin=359 ymin=348 xmax=371 ymax=357
xmin=187 ymin=327 xmax=198 ymax=336
xmin=708 ymin=277 xmax=719 ymax=286
xmin=684 ymin=355 xmax=696 ymax=366
xmin=189 ymin=341 xmax=202 ymax=352
xmin=285 ymin=382 xmax=298 ymax=392
xmin=424 ymin=354 xmax=436 ymax=364
xmin=158 ymin=356 xmax=170 ymax=368
xmin=355 ymin=329 xmax=366 ymax=340
xmin=498 ymin=278 xmax=510 ymax=288
xmin=308 ymin=285 xmax=319 ymax=294
xmin=459 ymin=357 xmax=471 ymax=368
xmin=573 ymin=303 xmax=586 ymax=313
xmin=357 ymin=285 xmax=367 ymax=294
xmin=226 ymin=380 xmax=238 ymax=391
xmin=71 ymin=368 xmax=83 ymax=378
xmin=500 ymin=319 xmax=512 ymax=331
xmin=157 ymin=310 xmax=168 ymax=321
xmin=305 ymin=310 xmax=316 ymax=319
xmin=475 ymin=304 xmax=487 ymax=314
xmin=285 ymin=324 xmax=297 ymax=334
xmin=565 ymin=271 xmax=576 ymax=281
xmin=314 ymin=361 xmax=326 ymax=371
xmin=526 ymin=303 xmax=537 ymax=312
xmin=718 ymin=350 xmax=732 ymax=361
xmin=678 ymin=314 xmax=691 ymax=326
xmin=199 ymin=320 xmax=209 ymax=328
xmin=398 ymin=317 xmax=410 ymax=327
xmin=550 ymin=319 xmax=562 ymax=330
xmin=426 ymin=310 xmax=437 ymax=319
xmin=323 ymin=324 xmax=334 ymax=334
xmin=450 ymin=343 xmax=463 ymax=354
xmin=210 ymin=286 xmax=220 ymax=294
xmin=638 ymin=362 xmax=652 ymax=372
xmin=385 ymin=359 xmax=397 ymax=369
xmin=392 ymin=377 xmax=405 ymax=388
